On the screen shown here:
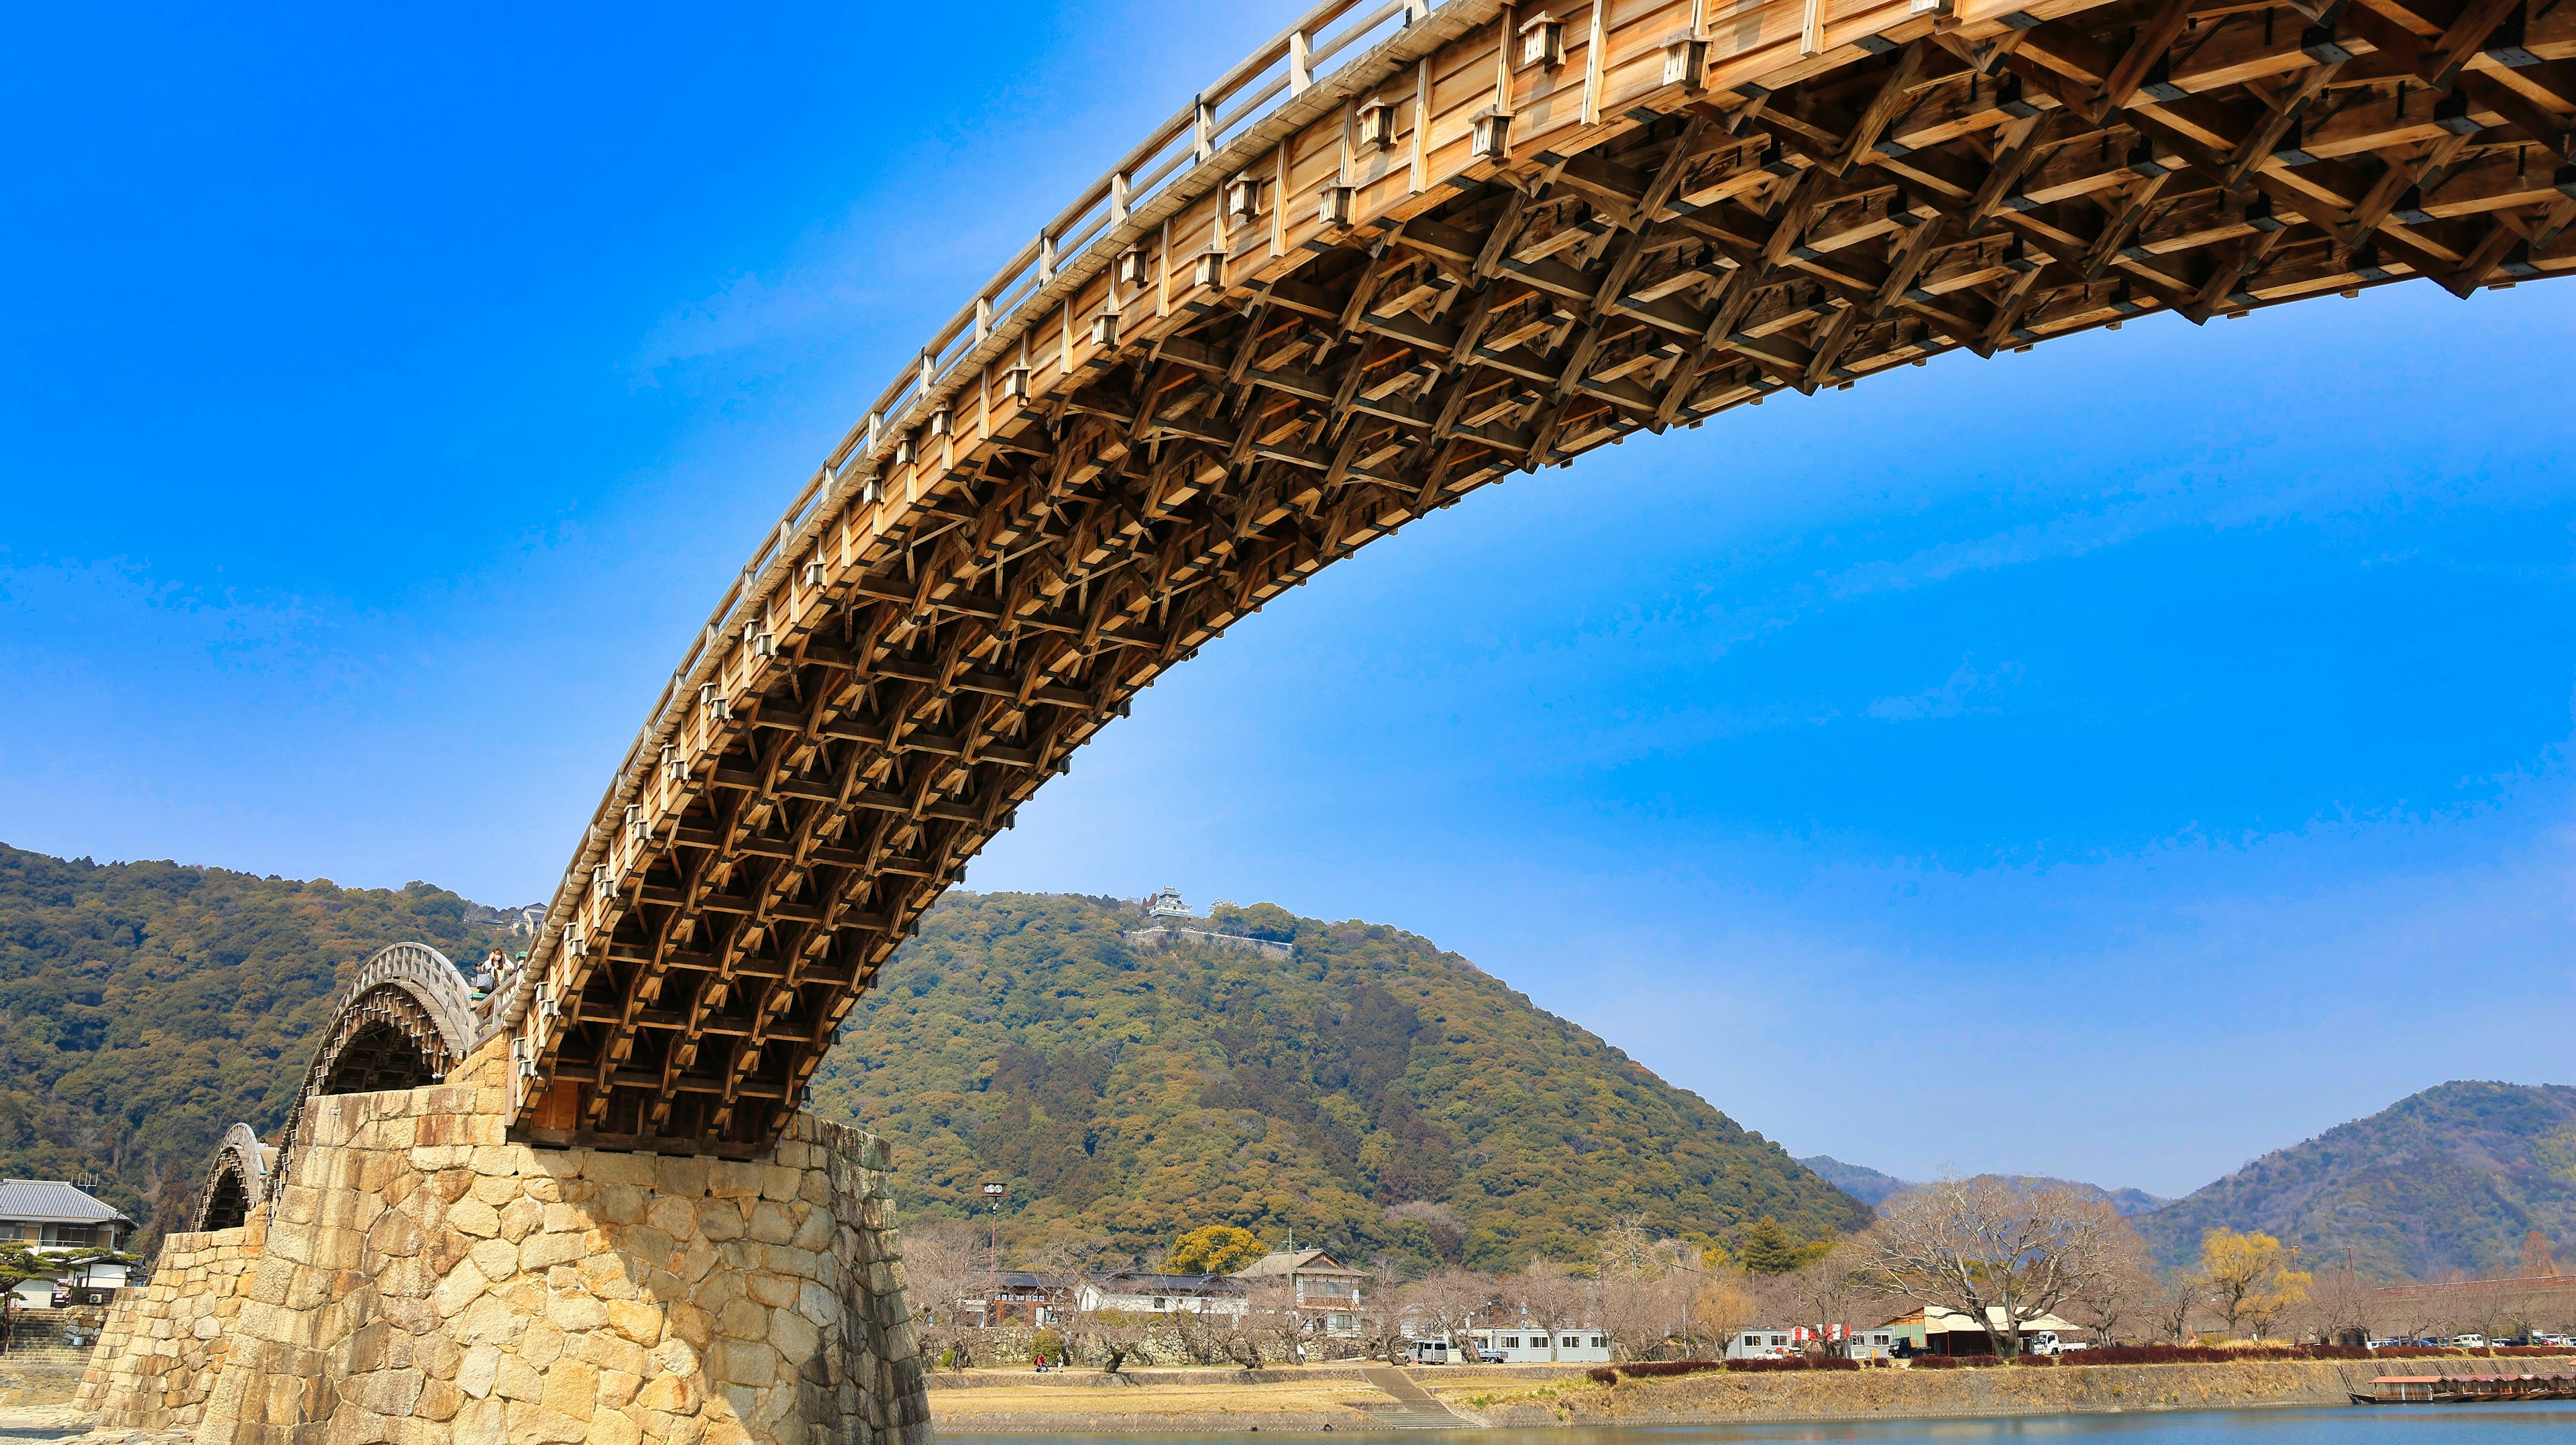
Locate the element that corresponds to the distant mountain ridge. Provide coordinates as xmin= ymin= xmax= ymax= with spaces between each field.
xmin=2133 ymin=1080 xmax=2576 ymax=1281
xmin=1799 ymin=1155 xmax=2171 ymax=1216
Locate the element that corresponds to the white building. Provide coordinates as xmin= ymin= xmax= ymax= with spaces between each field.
xmin=1075 ymin=1271 xmax=1249 ymax=1319
xmin=1459 ymin=1325 xmax=1612 ymax=1362
xmin=0 ymin=1179 xmax=136 ymax=1308
xmin=1724 ymin=1328 xmax=1799 ymax=1360
xmin=1843 ymin=1328 xmax=1900 ymax=1360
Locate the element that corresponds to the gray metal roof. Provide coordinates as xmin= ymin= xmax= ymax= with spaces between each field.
xmin=0 ymin=1179 xmax=132 ymax=1226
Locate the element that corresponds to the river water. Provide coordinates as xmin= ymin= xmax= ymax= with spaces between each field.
xmin=945 ymin=1401 xmax=2576 ymax=1444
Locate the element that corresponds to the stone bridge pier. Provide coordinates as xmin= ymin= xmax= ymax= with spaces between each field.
xmin=76 ymin=1036 xmax=929 ymax=1445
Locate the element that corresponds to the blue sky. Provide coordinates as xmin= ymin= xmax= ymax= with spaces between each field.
xmin=5 ymin=2 xmax=2571 ymax=1199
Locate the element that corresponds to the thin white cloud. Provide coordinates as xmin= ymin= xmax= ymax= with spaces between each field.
xmin=1865 ymin=659 xmax=2024 ymax=722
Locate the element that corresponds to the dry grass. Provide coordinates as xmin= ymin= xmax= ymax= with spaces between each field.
xmin=928 ymin=1377 xmax=1396 ymax=1430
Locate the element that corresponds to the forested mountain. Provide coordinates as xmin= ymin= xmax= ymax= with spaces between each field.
xmin=0 ymin=845 xmax=1862 ymax=1267
xmin=0 ymin=843 xmax=516 ymax=1242
xmin=2136 ymin=1081 xmax=2576 ymax=1281
xmin=811 ymin=893 xmax=1868 ymax=1269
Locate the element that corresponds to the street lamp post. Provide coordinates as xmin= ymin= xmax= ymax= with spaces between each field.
xmin=981 ymin=1183 xmax=1007 ymax=1327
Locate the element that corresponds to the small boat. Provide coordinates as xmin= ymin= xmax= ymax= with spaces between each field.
xmin=2349 ymin=1373 xmax=2576 ymax=1405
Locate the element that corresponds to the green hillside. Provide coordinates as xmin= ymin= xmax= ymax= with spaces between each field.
xmin=0 ymin=844 xmax=1862 ymax=1267
xmin=0 ymin=843 xmax=515 ymax=1242
xmin=809 ymin=892 xmax=1868 ymax=1269
xmin=2135 ymin=1080 xmax=2576 ymax=1281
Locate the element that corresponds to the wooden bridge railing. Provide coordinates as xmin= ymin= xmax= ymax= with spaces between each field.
xmin=501 ymin=0 xmax=1474 ymax=1042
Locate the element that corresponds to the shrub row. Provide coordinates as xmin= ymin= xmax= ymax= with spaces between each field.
xmin=1593 ymin=1357 xmax=1876 ymax=1383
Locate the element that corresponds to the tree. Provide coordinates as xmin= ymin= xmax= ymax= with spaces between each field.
xmin=2522 ymin=1230 xmax=2559 ymax=1279
xmin=2196 ymin=1230 xmax=2310 ymax=1340
xmin=2149 ymin=1272 xmax=2203 ymax=1343
xmin=0 ymin=1244 xmax=71 ymax=1351
xmin=1516 ymin=1259 xmax=1591 ymax=1360
xmin=1165 ymin=1225 xmax=1267 ymax=1275
xmin=1691 ymin=1268 xmax=1764 ymax=1356
xmin=1593 ymin=1218 xmax=1690 ymax=1360
xmin=1356 ymin=1254 xmax=1417 ymax=1363
xmin=901 ymin=1220 xmax=991 ymax=1369
xmin=1236 ymin=1274 xmax=1306 ymax=1366
xmin=1770 ymin=1242 xmax=1876 ymax=1355
xmin=2292 ymin=1252 xmax=2377 ymax=1346
xmin=1210 ymin=902 xmax=1299 ymax=942
xmin=1408 ymin=1265 xmax=1495 ymax=1349
xmin=1737 ymin=1218 xmax=1807 ymax=1275
xmin=1855 ymin=1177 xmax=2125 ymax=1359
xmin=2059 ymin=1222 xmax=2157 ymax=1345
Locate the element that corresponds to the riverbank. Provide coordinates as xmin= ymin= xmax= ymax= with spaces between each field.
xmin=0 ymin=1361 xmax=89 ymax=1411
xmin=923 ymin=1354 xmax=2576 ymax=1432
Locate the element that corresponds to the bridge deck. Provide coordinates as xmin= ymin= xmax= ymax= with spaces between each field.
xmin=502 ymin=0 xmax=2575 ymax=1150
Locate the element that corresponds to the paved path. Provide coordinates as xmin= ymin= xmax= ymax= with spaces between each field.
xmin=1358 ymin=1367 xmax=1468 ymax=1429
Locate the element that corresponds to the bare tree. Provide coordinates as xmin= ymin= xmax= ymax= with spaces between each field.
xmin=1516 ymin=1259 xmax=1591 ymax=1361
xmin=2376 ymin=1281 xmax=2453 ymax=1347
xmin=1856 ymin=1177 xmax=2125 ymax=1359
xmin=900 ymin=1219 xmax=989 ymax=1369
xmin=1357 ymin=1254 xmax=1418 ymax=1363
xmin=1770 ymin=1242 xmax=1875 ymax=1355
xmin=1409 ymin=1265 xmax=1494 ymax=1350
xmin=1594 ymin=1218 xmax=1689 ymax=1360
xmin=1169 ymin=1297 xmax=1236 ymax=1366
xmin=2059 ymin=1222 xmax=2157 ymax=1345
xmin=2291 ymin=1253 xmax=2377 ymax=1346
xmin=1237 ymin=1273 xmax=1305 ymax=1366
xmin=2149 ymin=1272 xmax=2203 ymax=1343
xmin=1383 ymin=1201 xmax=1468 ymax=1263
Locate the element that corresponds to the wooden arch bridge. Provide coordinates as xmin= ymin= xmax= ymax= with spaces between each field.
xmin=421 ymin=0 xmax=2569 ymax=1155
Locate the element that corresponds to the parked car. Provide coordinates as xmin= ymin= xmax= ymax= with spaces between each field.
xmin=2451 ymin=1335 xmax=2489 ymax=1348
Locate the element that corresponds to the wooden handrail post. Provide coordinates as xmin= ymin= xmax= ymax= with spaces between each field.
xmin=1112 ymin=172 xmax=1132 ymax=225
xmin=1038 ymin=231 xmax=1057 ymax=284
xmin=1291 ymin=30 xmax=1315 ymax=93
xmin=1195 ymin=97 xmax=1217 ymax=162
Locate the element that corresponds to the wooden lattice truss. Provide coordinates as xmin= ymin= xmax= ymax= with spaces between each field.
xmin=513 ymin=0 xmax=2574 ymax=1153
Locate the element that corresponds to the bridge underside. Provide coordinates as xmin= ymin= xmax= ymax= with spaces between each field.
xmin=516 ymin=0 xmax=2575 ymax=1153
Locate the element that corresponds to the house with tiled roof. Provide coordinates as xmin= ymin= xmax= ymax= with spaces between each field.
xmin=1234 ymin=1247 xmax=1366 ymax=1336
xmin=0 ymin=1179 xmax=137 ymax=1308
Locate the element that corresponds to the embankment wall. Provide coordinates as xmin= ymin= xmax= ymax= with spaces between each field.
xmin=1464 ymin=1354 xmax=2576 ymax=1426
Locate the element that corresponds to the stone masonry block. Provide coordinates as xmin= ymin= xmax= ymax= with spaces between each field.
xmin=86 ymin=1101 xmax=922 ymax=1445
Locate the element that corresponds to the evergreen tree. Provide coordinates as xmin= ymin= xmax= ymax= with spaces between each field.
xmin=1739 ymin=1216 xmax=1804 ymax=1274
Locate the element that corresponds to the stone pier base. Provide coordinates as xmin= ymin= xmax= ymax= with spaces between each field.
xmin=77 ymin=1050 xmax=928 ymax=1445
